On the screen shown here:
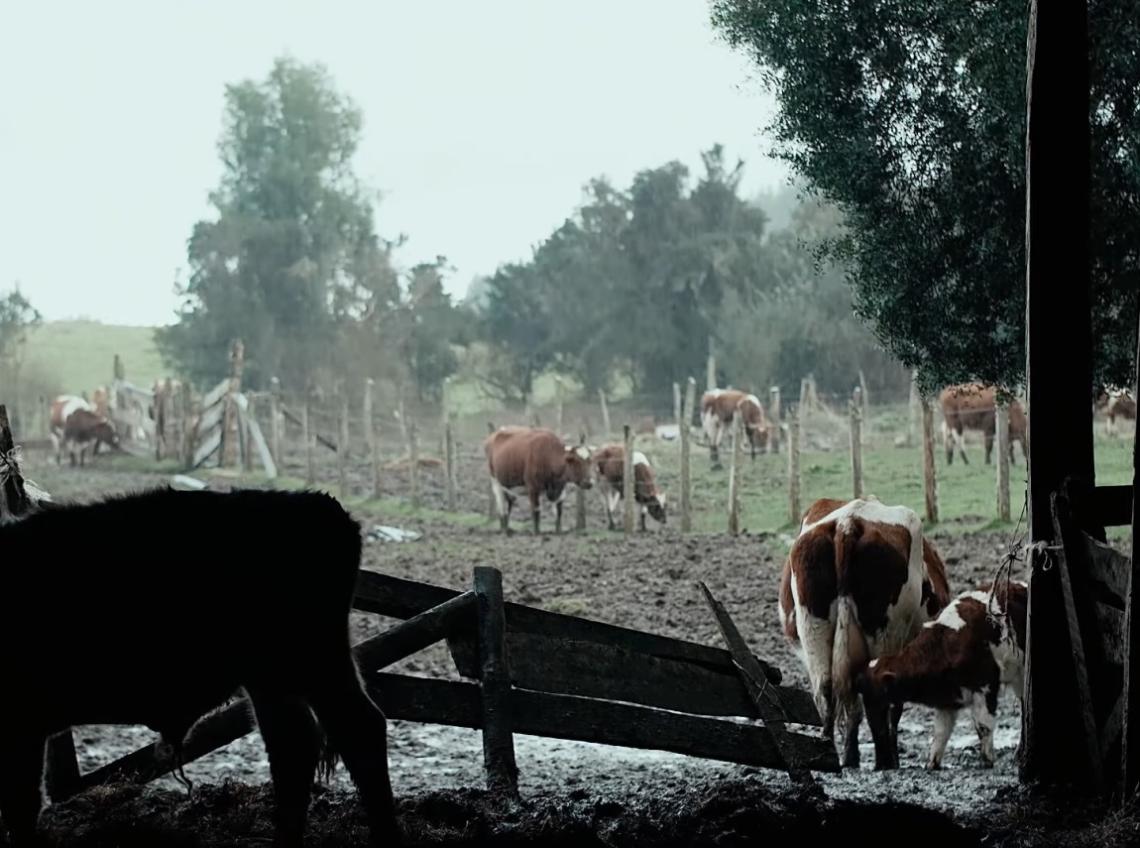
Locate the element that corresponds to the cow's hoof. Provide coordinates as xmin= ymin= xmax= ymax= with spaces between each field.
xmin=926 ymin=760 xmax=942 ymax=771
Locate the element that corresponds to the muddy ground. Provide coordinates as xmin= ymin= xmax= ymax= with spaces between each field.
xmin=20 ymin=453 xmax=1139 ymax=847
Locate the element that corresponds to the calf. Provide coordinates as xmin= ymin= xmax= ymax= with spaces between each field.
xmin=0 ymin=488 xmax=399 ymax=848
xmin=49 ymin=396 xmax=119 ymax=466
xmin=856 ymin=580 xmax=1027 ymax=770
xmin=592 ymin=444 xmax=666 ymax=531
xmin=700 ymin=389 xmax=769 ymax=466
xmin=777 ymin=496 xmax=950 ymax=768
xmin=484 ymin=426 xmax=593 ymax=534
xmin=939 ymin=383 xmax=1026 ymax=465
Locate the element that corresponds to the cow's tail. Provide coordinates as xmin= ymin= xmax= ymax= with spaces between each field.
xmin=832 ymin=517 xmax=870 ymax=726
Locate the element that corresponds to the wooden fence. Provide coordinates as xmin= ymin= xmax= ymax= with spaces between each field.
xmin=45 ymin=566 xmax=836 ymax=801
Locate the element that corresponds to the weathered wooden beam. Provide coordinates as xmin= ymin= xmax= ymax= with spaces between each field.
xmin=1021 ymin=0 xmax=1095 ymax=788
xmin=698 ymin=582 xmax=816 ymax=786
xmin=1122 ymin=310 xmax=1140 ymax=797
xmin=353 ymin=571 xmax=786 ymax=685
xmin=354 ymin=591 xmax=476 ymax=673
xmin=474 ymin=566 xmax=518 ymax=798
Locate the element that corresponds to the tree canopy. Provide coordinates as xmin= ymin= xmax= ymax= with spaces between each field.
xmin=711 ymin=0 xmax=1140 ymax=393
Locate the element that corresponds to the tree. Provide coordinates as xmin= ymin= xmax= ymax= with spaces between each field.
xmin=711 ymin=0 xmax=1140 ymax=393
xmin=158 ymin=58 xmax=399 ymax=390
xmin=395 ymin=258 xmax=468 ymax=401
xmin=0 ymin=289 xmax=42 ymax=431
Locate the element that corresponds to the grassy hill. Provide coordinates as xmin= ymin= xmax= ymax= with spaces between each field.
xmin=23 ymin=320 xmax=167 ymax=395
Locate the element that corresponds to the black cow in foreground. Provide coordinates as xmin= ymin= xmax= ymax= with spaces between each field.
xmin=0 ymin=488 xmax=399 ymax=847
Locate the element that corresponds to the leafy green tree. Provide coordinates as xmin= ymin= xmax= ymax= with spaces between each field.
xmin=711 ymin=0 xmax=1140 ymax=392
xmin=158 ymin=58 xmax=399 ymax=390
xmin=395 ymin=258 xmax=469 ymax=401
xmin=0 ymin=289 xmax=42 ymax=432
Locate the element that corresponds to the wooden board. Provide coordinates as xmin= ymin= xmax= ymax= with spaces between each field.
xmin=191 ymin=429 xmax=222 ymax=469
xmin=237 ymin=403 xmax=277 ymax=479
xmin=201 ymin=378 xmax=230 ymax=411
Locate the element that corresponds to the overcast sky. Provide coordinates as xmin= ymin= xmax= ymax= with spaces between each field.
xmin=1 ymin=1 xmax=787 ymax=327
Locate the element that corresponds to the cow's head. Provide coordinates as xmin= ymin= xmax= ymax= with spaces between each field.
xmin=645 ymin=491 xmax=666 ymax=524
xmin=94 ymin=419 xmax=122 ymax=452
xmin=746 ymin=423 xmax=770 ymax=450
xmin=564 ymin=444 xmax=593 ymax=490
xmin=854 ymin=661 xmax=901 ymax=770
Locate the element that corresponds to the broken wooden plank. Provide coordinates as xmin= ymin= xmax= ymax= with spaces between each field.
xmin=354 ymin=591 xmax=475 ymax=673
xmin=698 ymin=581 xmax=816 ymax=785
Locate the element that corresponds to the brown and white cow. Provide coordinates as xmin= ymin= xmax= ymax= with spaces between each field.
xmin=50 ymin=395 xmax=120 ymax=467
xmin=777 ymin=496 xmax=951 ymax=769
xmin=701 ymin=389 xmax=769 ymax=466
xmin=484 ymin=426 xmax=593 ymax=534
xmin=939 ymin=383 xmax=1026 ymax=466
xmin=591 ymin=444 xmax=666 ymax=531
xmin=1097 ymin=388 xmax=1136 ymax=437
xmin=856 ymin=579 xmax=1027 ymax=770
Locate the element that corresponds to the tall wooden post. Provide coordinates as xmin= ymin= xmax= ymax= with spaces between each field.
xmin=622 ymin=425 xmax=635 ymax=534
xmin=338 ymin=390 xmax=349 ymax=500
xmin=221 ymin=340 xmax=244 ymax=468
xmin=474 ymin=567 xmax=519 ymax=799
xmin=1122 ymin=311 xmax=1140 ymax=797
xmin=598 ymin=389 xmax=611 ymax=437
xmin=673 ymin=382 xmax=682 ymax=430
xmin=575 ymin=432 xmax=588 ymax=532
xmin=908 ymin=371 xmax=921 ymax=447
xmin=788 ymin=406 xmax=801 ymax=526
xmin=850 ymin=396 xmax=864 ymax=499
xmin=303 ymin=390 xmax=315 ymax=486
xmin=768 ymin=386 xmax=781 ymax=454
xmin=181 ymin=382 xmax=194 ymax=470
xmin=858 ymin=369 xmax=870 ymax=440
xmin=922 ymin=398 xmax=939 ymax=524
xmin=706 ymin=336 xmax=717 ymax=391
xmin=154 ymin=380 xmax=166 ymax=462
xmin=996 ymin=401 xmax=1012 ymax=521
xmin=408 ymin=422 xmax=420 ymax=510
xmin=680 ymin=379 xmax=693 ymax=533
xmin=364 ymin=378 xmax=380 ymax=500
xmin=269 ymin=378 xmax=282 ymax=468
xmin=728 ymin=410 xmax=743 ymax=535
xmin=445 ymin=417 xmax=457 ymax=512
xmin=1021 ymin=0 xmax=1096 ymax=787
xmin=242 ymin=393 xmax=255 ymax=474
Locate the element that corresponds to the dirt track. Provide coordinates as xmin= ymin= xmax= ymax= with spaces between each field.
xmin=22 ymin=454 xmax=1132 ymax=847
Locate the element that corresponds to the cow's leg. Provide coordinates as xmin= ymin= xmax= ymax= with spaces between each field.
xmin=955 ymin=429 xmax=969 ymax=464
xmin=306 ymin=657 xmax=400 ymax=847
xmin=490 ymin=478 xmax=512 ymax=534
xmin=942 ymin=421 xmax=954 ymax=465
xmin=607 ymin=490 xmax=622 ymax=530
xmin=0 ymin=731 xmax=47 ymax=847
xmin=555 ymin=499 xmax=564 ymax=534
xmin=530 ymin=491 xmax=541 ymax=534
xmin=842 ymin=695 xmax=863 ymax=769
xmin=971 ymin=689 xmax=997 ymax=768
xmin=639 ymin=505 xmax=647 ymax=532
xmin=927 ymin=708 xmax=958 ymax=770
xmin=247 ymin=689 xmax=322 ymax=848
xmin=984 ymin=431 xmax=994 ymax=465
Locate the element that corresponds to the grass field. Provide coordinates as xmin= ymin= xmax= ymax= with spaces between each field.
xmin=23 ymin=320 xmax=166 ymax=395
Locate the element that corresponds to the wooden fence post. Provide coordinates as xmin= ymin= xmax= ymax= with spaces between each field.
xmin=576 ymin=432 xmax=588 ymax=532
xmin=850 ymin=395 xmax=864 ymax=498
xmin=486 ymin=421 xmax=498 ymax=522
xmin=623 ymin=424 xmax=635 ymax=534
xmin=221 ymin=339 xmax=244 ymax=468
xmin=445 ymin=417 xmax=457 ymax=512
xmin=673 ymin=383 xmax=682 ymax=429
xmin=154 ymin=381 xmax=166 ymax=462
xmin=922 ymin=397 xmax=939 ymax=524
xmin=242 ymin=393 xmax=255 ymax=474
xmin=338 ymin=390 xmax=349 ymax=500
xmin=269 ymin=378 xmax=282 ymax=468
xmin=706 ymin=336 xmax=717 ymax=391
xmin=768 ymin=386 xmax=781 ymax=454
xmin=181 ymin=383 xmax=195 ymax=470
xmin=680 ymin=379 xmax=693 ymax=533
xmin=303 ymin=391 xmax=315 ymax=486
xmin=788 ymin=406 xmax=801 ymax=525
xmin=364 ymin=379 xmax=381 ymax=500
xmin=474 ymin=566 xmax=519 ymax=799
xmin=40 ymin=395 xmax=49 ymax=440
xmin=908 ymin=370 xmax=921 ymax=447
xmin=996 ymin=400 xmax=1011 ymax=521
xmin=858 ymin=369 xmax=870 ymax=440
xmin=598 ymin=389 xmax=611 ymax=437
xmin=555 ymin=377 xmax=565 ymax=434
xmin=728 ymin=410 xmax=743 ymax=535
xmin=408 ymin=421 xmax=419 ymax=509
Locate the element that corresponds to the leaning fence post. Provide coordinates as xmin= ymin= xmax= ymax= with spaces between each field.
xmin=922 ymin=396 xmax=939 ymax=524
xmin=673 ymin=382 xmax=682 ymax=429
xmin=408 ymin=421 xmax=420 ymax=510
xmin=623 ymin=424 xmax=636 ymax=534
xmin=269 ymin=377 xmax=282 ymax=468
xmin=858 ymin=369 xmax=870 ymax=442
xmin=598 ymin=389 xmax=611 ymax=437
xmin=850 ymin=394 xmax=864 ymax=498
xmin=706 ymin=336 xmax=717 ymax=391
xmin=445 ymin=416 xmax=457 ymax=512
xmin=996 ymin=399 xmax=1011 ymax=521
xmin=473 ymin=566 xmax=519 ymax=799
xmin=728 ymin=410 xmax=743 ymax=535
xmin=788 ymin=407 xmax=802 ymax=525
xmin=680 ymin=379 xmax=693 ymax=533
xmin=575 ymin=431 xmax=588 ymax=532
xmin=182 ymin=383 xmax=195 ymax=470
xmin=242 ymin=392 xmax=255 ymax=474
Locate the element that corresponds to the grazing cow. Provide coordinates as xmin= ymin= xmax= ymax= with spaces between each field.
xmin=591 ymin=444 xmax=666 ymax=531
xmin=857 ymin=579 xmax=1027 ymax=770
xmin=939 ymin=383 xmax=1026 ymax=465
xmin=1098 ymin=388 xmax=1136 ymax=437
xmin=484 ymin=426 xmax=593 ymax=534
xmin=700 ymin=389 xmax=769 ymax=466
xmin=49 ymin=396 xmax=120 ymax=466
xmin=777 ymin=496 xmax=950 ymax=769
xmin=0 ymin=488 xmax=399 ymax=848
